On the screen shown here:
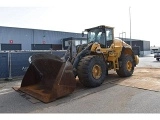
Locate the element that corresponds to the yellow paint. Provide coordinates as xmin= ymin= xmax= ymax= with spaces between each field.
xmin=87 ymin=25 xmax=139 ymax=71
xmin=92 ymin=65 xmax=102 ymax=79
xmin=134 ymin=55 xmax=139 ymax=65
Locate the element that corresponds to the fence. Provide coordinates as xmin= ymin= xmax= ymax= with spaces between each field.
xmin=0 ymin=50 xmax=66 ymax=80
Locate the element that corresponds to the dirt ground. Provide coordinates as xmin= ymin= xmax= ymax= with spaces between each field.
xmin=107 ymin=67 xmax=160 ymax=92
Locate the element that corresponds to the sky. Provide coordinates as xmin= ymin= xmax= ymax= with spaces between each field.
xmin=0 ymin=0 xmax=159 ymax=46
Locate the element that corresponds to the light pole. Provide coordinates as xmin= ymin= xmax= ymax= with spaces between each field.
xmin=129 ymin=6 xmax=132 ymax=47
xmin=119 ymin=32 xmax=126 ymax=41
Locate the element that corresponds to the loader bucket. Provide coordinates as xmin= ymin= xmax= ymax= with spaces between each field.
xmin=18 ymin=54 xmax=76 ymax=103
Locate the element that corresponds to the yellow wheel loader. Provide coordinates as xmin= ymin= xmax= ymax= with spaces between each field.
xmin=16 ymin=25 xmax=139 ymax=103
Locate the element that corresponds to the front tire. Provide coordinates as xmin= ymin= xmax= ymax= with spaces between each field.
xmin=116 ymin=54 xmax=134 ymax=77
xmin=77 ymin=55 xmax=106 ymax=87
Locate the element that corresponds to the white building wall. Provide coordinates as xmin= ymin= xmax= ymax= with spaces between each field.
xmin=140 ymin=51 xmax=151 ymax=57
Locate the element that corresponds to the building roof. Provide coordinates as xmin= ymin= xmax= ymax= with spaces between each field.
xmin=0 ymin=25 xmax=81 ymax=34
xmin=118 ymin=37 xmax=149 ymax=42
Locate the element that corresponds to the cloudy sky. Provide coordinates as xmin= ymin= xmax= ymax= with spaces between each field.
xmin=0 ymin=0 xmax=159 ymax=46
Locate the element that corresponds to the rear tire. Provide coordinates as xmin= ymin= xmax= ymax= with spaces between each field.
xmin=77 ymin=55 xmax=106 ymax=87
xmin=116 ymin=54 xmax=134 ymax=77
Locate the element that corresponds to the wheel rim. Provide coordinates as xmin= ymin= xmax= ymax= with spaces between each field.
xmin=92 ymin=64 xmax=102 ymax=79
xmin=126 ymin=61 xmax=132 ymax=71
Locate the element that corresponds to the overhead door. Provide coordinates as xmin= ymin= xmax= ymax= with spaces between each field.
xmin=0 ymin=53 xmax=8 ymax=78
xmin=132 ymin=46 xmax=140 ymax=56
xmin=52 ymin=44 xmax=62 ymax=50
xmin=31 ymin=44 xmax=52 ymax=50
xmin=1 ymin=44 xmax=21 ymax=50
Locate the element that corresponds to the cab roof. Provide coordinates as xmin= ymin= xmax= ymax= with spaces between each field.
xmin=85 ymin=25 xmax=114 ymax=32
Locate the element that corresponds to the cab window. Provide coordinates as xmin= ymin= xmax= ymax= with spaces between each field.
xmin=106 ymin=28 xmax=113 ymax=40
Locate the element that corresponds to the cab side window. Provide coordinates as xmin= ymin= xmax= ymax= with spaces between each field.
xmin=106 ymin=29 xmax=113 ymax=41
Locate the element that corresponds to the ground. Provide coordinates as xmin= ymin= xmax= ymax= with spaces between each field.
xmin=1 ymin=54 xmax=160 ymax=113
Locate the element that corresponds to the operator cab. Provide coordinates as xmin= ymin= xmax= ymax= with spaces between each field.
xmin=84 ymin=25 xmax=114 ymax=47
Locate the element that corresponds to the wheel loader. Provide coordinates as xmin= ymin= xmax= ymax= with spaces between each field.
xmin=15 ymin=25 xmax=139 ymax=103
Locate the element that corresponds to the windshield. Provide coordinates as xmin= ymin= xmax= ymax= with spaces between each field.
xmin=88 ymin=28 xmax=105 ymax=45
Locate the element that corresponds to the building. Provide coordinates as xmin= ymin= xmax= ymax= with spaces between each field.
xmin=0 ymin=26 xmax=150 ymax=56
xmin=0 ymin=26 xmax=84 ymax=51
xmin=107 ymin=38 xmax=150 ymax=57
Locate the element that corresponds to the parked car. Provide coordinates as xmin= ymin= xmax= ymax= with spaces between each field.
xmin=154 ymin=52 xmax=160 ymax=61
